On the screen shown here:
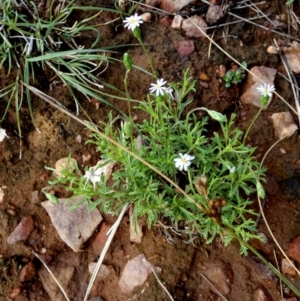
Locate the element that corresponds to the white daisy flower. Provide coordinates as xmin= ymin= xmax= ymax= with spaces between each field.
xmin=0 ymin=128 xmax=9 ymax=142
xmin=174 ymin=153 xmax=195 ymax=171
xmin=84 ymin=166 xmax=103 ymax=190
xmin=83 ymin=160 xmax=114 ymax=190
xmin=123 ymin=13 xmax=143 ymax=31
xmin=228 ymin=166 xmax=236 ymax=173
xmin=257 ymin=83 xmax=276 ymax=98
xmin=149 ymin=78 xmax=167 ymax=96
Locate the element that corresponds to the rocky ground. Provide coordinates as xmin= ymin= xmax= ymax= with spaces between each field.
xmin=1 ymin=0 xmax=300 ymax=300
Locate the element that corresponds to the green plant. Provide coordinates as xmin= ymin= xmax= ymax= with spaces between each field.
xmin=223 ymin=61 xmax=247 ymax=88
xmin=0 ymin=0 xmax=121 ymax=138
xmin=43 ymin=69 xmax=266 ymax=254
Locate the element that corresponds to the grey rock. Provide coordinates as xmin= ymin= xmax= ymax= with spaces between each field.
xmin=118 ymin=254 xmax=153 ymax=294
xmin=41 ymin=196 xmax=102 ymax=252
xmin=240 ymin=66 xmax=277 ymax=109
xmin=7 ymin=216 xmax=34 ymax=244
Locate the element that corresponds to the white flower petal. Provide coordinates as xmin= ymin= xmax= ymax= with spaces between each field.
xmin=0 ymin=128 xmax=8 ymax=142
xmin=149 ymin=78 xmax=168 ymax=96
xmin=174 ymin=153 xmax=195 ymax=171
xmin=123 ymin=13 xmax=143 ymax=31
xmin=257 ymin=83 xmax=275 ymax=97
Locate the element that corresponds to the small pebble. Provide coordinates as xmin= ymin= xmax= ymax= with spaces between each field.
xmin=171 ymin=15 xmax=183 ymax=29
xmin=7 ymin=216 xmax=34 ymax=244
xmin=82 ymin=154 xmax=91 ymax=162
xmin=267 ymin=45 xmax=278 ymax=54
xmin=199 ymin=72 xmax=210 ymax=82
xmin=254 ymin=287 xmax=272 ymax=301
xmin=75 ymin=134 xmax=82 ymax=143
xmin=9 ymin=286 xmax=22 ymax=298
xmin=141 ymin=12 xmax=151 ymax=22
xmin=0 ymin=187 xmax=5 ymax=203
xmin=31 ymin=191 xmax=39 ymax=203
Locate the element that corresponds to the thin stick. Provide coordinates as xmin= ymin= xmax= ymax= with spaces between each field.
xmin=200 ymin=274 xmax=229 ymax=301
xmin=32 ymin=251 xmax=71 ymax=301
xmin=207 ymin=15 xmax=270 ymax=30
xmin=84 ymin=203 xmax=129 ymax=301
xmin=227 ymin=11 xmax=300 ymax=42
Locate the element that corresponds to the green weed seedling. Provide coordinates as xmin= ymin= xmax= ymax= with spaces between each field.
xmin=223 ymin=61 xmax=247 ymax=88
xmin=44 ymin=69 xmax=266 ymax=254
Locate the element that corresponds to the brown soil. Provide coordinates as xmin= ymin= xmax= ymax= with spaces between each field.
xmin=1 ymin=1 xmax=300 ymax=301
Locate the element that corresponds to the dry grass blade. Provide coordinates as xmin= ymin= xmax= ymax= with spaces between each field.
xmin=200 ymin=274 xmax=229 ymax=301
xmin=259 ymin=136 xmax=300 ymax=277
xmin=32 ymin=251 xmax=71 ymax=301
xmin=84 ymin=203 xmax=129 ymax=301
xmin=227 ymin=11 xmax=300 ymax=42
xmin=151 ymin=266 xmax=175 ymax=301
xmin=273 ymin=249 xmax=283 ymax=298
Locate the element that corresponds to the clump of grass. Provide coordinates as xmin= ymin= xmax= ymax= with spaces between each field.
xmin=43 ymin=69 xmax=267 ymax=254
xmin=0 ymin=0 xmax=121 ymax=142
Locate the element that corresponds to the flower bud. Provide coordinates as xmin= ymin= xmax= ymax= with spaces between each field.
xmin=133 ymin=27 xmax=141 ymax=39
xmin=123 ymin=53 xmax=133 ymax=71
xmin=260 ymin=95 xmax=269 ymax=107
xmin=200 ymin=107 xmax=227 ymax=123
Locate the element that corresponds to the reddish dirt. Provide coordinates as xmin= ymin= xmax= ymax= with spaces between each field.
xmin=1 ymin=1 xmax=300 ymax=301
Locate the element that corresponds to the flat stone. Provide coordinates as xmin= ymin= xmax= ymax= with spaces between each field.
xmin=199 ymin=260 xmax=231 ymax=295
xmin=38 ymin=261 xmax=75 ymax=301
xmin=118 ymin=254 xmax=153 ymax=294
xmin=282 ymin=41 xmax=300 ymax=74
xmin=41 ymin=197 xmax=103 ymax=252
xmin=172 ymin=14 xmax=183 ymax=29
xmin=240 ymin=66 xmax=277 ymax=109
xmin=270 ymin=111 xmax=298 ymax=139
xmin=7 ymin=216 xmax=34 ymax=244
xmin=182 ymin=16 xmax=207 ymax=38
xmin=88 ymin=263 xmax=111 ymax=280
xmin=176 ymin=40 xmax=195 ymax=59
xmin=206 ymin=5 xmax=224 ymax=24
xmin=287 ymin=236 xmax=300 ymax=262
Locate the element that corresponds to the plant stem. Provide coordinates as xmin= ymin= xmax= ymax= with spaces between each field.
xmin=243 ymin=106 xmax=264 ymax=145
xmin=137 ymin=37 xmax=157 ymax=78
xmin=232 ymin=231 xmax=300 ymax=297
